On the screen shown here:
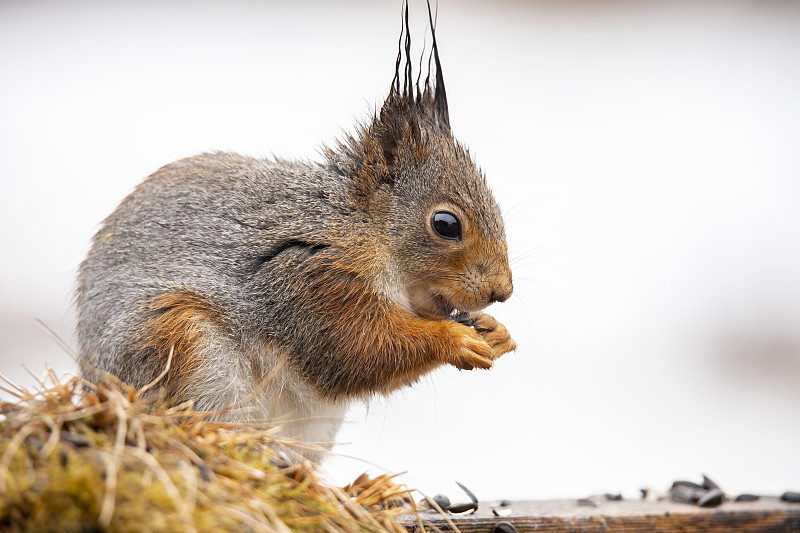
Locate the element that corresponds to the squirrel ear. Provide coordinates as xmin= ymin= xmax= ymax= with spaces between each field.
xmin=355 ymin=0 xmax=447 ymax=187
xmin=374 ymin=107 xmax=422 ymax=171
xmin=378 ymin=124 xmax=399 ymax=169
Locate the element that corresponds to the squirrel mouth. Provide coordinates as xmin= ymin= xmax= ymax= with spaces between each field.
xmin=411 ymin=293 xmax=455 ymax=320
xmin=411 ymin=292 xmax=492 ymax=321
xmin=408 ymin=283 xmax=489 ymax=320
xmin=430 ymin=294 xmax=455 ymax=319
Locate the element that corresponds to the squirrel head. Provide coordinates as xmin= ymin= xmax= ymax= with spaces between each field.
xmin=336 ymin=2 xmax=513 ymax=320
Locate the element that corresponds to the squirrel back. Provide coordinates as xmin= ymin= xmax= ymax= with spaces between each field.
xmin=76 ymin=2 xmax=516 ymax=456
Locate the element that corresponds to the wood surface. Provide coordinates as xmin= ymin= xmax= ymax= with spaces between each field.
xmin=402 ymin=497 xmax=800 ymax=532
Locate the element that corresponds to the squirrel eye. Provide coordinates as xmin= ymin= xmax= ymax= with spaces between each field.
xmin=431 ymin=211 xmax=461 ymax=241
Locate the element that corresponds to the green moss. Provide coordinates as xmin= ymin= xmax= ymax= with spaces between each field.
xmin=0 ymin=373 xmax=412 ymax=533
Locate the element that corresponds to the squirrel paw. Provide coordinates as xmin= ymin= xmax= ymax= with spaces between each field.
xmin=448 ymin=325 xmax=495 ymax=370
xmin=470 ymin=312 xmax=518 ymax=361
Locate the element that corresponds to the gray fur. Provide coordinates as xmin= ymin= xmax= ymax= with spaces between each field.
xmin=78 ymin=153 xmax=342 ymax=382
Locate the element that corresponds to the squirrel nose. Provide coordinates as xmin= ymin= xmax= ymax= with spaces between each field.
xmin=489 ymin=284 xmax=512 ymax=304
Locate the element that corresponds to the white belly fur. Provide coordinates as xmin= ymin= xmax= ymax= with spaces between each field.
xmin=186 ymin=337 xmax=348 ymax=463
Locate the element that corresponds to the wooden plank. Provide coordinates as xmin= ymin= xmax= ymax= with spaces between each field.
xmin=403 ymin=498 xmax=800 ymax=532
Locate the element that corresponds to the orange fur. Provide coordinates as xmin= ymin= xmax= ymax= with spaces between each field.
xmin=293 ymin=249 xmax=497 ymax=399
xmin=139 ymin=291 xmax=222 ymax=399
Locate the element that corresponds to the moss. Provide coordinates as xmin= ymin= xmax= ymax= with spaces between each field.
xmin=0 ymin=371 xmax=416 ymax=533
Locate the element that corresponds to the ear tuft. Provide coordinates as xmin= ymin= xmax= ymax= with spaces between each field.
xmin=351 ymin=0 xmax=448 ymax=195
xmin=386 ymin=0 xmax=450 ymax=132
xmin=426 ymin=0 xmax=450 ymax=130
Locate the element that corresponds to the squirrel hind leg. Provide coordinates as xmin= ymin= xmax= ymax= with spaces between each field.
xmin=132 ymin=290 xmax=228 ymax=403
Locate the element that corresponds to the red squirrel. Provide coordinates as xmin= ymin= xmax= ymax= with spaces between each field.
xmin=76 ymin=2 xmax=516 ymax=460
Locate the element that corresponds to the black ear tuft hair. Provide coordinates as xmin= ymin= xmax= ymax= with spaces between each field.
xmin=426 ymin=0 xmax=450 ymax=129
xmin=387 ymin=0 xmax=450 ymax=132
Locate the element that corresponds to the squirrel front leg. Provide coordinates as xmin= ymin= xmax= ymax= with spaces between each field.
xmin=280 ymin=257 xmax=517 ymax=399
xmin=289 ymin=287 xmax=502 ymax=398
xmin=336 ymin=304 xmax=500 ymax=395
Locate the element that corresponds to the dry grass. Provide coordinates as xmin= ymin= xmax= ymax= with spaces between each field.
xmin=0 ymin=369 xmax=428 ymax=533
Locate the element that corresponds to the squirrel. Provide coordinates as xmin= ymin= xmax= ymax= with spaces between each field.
xmin=76 ymin=2 xmax=516 ymax=460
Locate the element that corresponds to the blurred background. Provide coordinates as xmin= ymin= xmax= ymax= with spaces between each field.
xmin=1 ymin=0 xmax=799 ymax=501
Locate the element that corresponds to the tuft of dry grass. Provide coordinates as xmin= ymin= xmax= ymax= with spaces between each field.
xmin=0 ymin=369 xmax=426 ymax=533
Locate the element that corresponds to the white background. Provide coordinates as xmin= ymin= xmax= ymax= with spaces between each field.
xmin=2 ymin=0 xmax=799 ymax=502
